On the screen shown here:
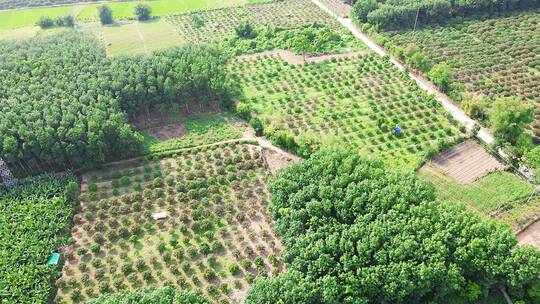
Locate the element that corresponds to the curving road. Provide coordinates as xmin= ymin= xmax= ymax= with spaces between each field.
xmin=311 ymin=0 xmax=495 ymax=145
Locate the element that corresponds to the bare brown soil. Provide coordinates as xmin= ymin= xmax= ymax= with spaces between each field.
xmin=518 ymin=219 xmax=540 ymax=249
xmin=146 ymin=123 xmax=188 ymax=141
xmin=131 ymin=100 xmax=222 ymax=130
xmin=432 ymin=140 xmax=505 ymax=184
xmin=235 ymin=50 xmax=369 ymax=65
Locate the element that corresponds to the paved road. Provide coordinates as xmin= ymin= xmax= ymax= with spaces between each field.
xmin=311 ymin=0 xmax=495 ymax=145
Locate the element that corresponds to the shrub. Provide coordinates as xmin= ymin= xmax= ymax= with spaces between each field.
xmin=98 ymin=5 xmax=113 ymax=25
xmin=134 ymin=4 xmax=151 ymax=21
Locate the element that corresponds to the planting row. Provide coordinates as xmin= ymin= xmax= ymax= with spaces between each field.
xmin=57 ymin=142 xmax=282 ymax=303
xmin=231 ymin=53 xmax=463 ymax=169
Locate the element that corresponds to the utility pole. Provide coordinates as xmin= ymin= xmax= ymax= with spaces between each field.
xmin=413 ymin=7 xmax=420 ymax=31
xmin=0 ymin=157 xmax=18 ymax=191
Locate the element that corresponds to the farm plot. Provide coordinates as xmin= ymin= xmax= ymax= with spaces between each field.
xmin=56 ymin=142 xmax=282 ymax=304
xmin=166 ymin=0 xmax=340 ymax=43
xmin=317 ymin=0 xmax=352 ymax=17
xmin=384 ymin=11 xmax=540 ymax=134
xmin=230 ymin=53 xmax=462 ymax=169
xmin=419 ymin=165 xmax=534 ymax=216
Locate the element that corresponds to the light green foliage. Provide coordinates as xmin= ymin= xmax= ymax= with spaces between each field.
xmin=427 ymin=63 xmax=453 ymax=92
xmin=142 ymin=114 xmax=243 ymax=154
xmin=247 ymin=150 xmax=540 ymax=303
xmin=0 ymin=173 xmax=76 ymax=303
xmin=460 ymin=92 xmax=487 ymax=120
xmin=489 ymin=97 xmax=533 ymax=146
xmin=230 ymin=54 xmax=461 ymax=169
xmin=222 ymin=24 xmax=364 ymax=56
xmin=419 ymin=167 xmax=534 ymax=214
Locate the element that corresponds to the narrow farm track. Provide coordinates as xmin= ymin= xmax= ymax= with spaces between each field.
xmin=310 ymin=0 xmax=495 ymax=145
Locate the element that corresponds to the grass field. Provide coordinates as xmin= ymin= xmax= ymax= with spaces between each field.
xmin=81 ymin=19 xmax=181 ymax=56
xmin=231 ymin=53 xmax=462 ymax=169
xmin=0 ymin=0 xmax=271 ymax=29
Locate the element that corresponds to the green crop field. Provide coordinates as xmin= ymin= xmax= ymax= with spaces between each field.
xmin=419 ymin=165 xmax=539 ymax=232
xmin=231 ymin=53 xmax=463 ymax=170
xmin=58 ymin=141 xmax=281 ymax=303
xmin=0 ymin=0 xmax=271 ymax=30
xmin=382 ymin=10 xmax=540 ymax=135
xmin=166 ymin=0 xmax=339 ymax=43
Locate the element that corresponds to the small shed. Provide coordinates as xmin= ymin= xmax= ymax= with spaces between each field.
xmin=47 ymin=252 xmax=60 ymax=265
xmin=153 ymin=212 xmax=168 ymax=220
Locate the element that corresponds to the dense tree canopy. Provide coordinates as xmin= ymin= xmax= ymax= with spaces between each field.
xmin=0 ymin=32 xmax=235 ymax=176
xmin=247 ymin=150 xmax=540 ymax=303
xmin=352 ymin=0 xmax=540 ymax=29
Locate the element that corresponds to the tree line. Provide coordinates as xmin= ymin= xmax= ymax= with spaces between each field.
xmin=246 ymin=149 xmax=540 ymax=303
xmin=352 ymin=0 xmax=540 ymax=29
xmin=0 ymin=32 xmax=235 ymax=176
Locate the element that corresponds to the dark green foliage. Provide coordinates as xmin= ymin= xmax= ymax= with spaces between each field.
xmin=353 ymin=0 xmax=540 ymax=29
xmin=247 ymin=150 xmax=540 ymax=303
xmin=86 ymin=286 xmax=209 ymax=303
xmin=134 ymin=4 xmax=152 ymax=21
xmin=36 ymin=16 xmax=54 ymax=28
xmin=234 ymin=21 xmax=256 ymax=39
xmin=0 ymin=32 xmax=142 ymax=175
xmin=109 ymin=45 xmax=236 ymax=118
xmin=98 ymin=5 xmax=113 ymax=25
xmin=0 ymin=33 xmax=236 ymax=176
xmin=0 ymin=173 xmax=76 ymax=303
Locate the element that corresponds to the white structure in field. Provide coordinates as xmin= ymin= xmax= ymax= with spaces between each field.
xmin=0 ymin=157 xmax=18 ymax=191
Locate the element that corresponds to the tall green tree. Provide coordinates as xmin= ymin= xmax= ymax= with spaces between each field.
xmin=98 ymin=5 xmax=113 ymax=25
xmin=247 ymin=150 xmax=540 ymax=303
xmin=490 ymin=97 xmax=533 ymax=145
xmin=134 ymin=4 xmax=152 ymax=21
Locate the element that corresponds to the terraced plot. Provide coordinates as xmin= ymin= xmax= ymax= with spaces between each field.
xmin=57 ymin=142 xmax=282 ymax=303
xmin=166 ymin=0 xmax=339 ymax=43
xmin=231 ymin=53 xmax=463 ymax=169
xmin=384 ymin=11 xmax=540 ymax=135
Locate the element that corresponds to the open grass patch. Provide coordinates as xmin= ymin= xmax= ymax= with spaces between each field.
xmin=142 ymin=114 xmax=244 ymax=155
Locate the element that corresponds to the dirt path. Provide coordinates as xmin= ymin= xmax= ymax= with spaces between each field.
xmin=135 ymin=21 xmax=149 ymax=56
xmin=518 ymin=220 xmax=540 ymax=249
xmin=310 ymin=0 xmax=495 ymax=145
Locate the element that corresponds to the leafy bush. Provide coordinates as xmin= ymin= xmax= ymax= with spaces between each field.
xmin=134 ymin=4 xmax=151 ymax=21
xmin=98 ymin=5 xmax=113 ymax=25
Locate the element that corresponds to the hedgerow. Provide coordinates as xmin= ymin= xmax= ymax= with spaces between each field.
xmin=86 ymin=287 xmax=209 ymax=304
